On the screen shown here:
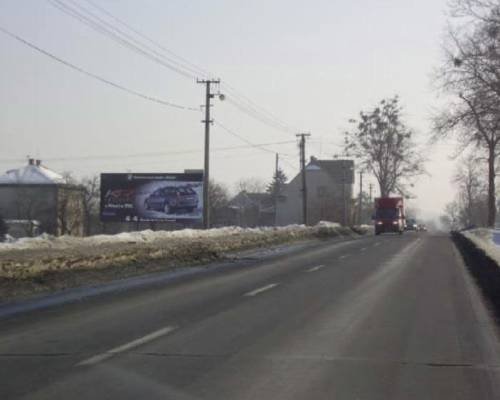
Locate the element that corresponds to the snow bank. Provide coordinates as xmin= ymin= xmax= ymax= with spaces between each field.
xmin=461 ymin=228 xmax=500 ymax=266
xmin=0 ymin=223 xmax=347 ymax=252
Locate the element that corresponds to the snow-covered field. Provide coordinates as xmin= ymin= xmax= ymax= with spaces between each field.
xmin=461 ymin=228 xmax=500 ymax=266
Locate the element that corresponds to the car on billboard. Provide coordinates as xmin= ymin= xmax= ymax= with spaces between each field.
xmin=144 ymin=185 xmax=199 ymax=214
xmin=104 ymin=189 xmax=135 ymax=206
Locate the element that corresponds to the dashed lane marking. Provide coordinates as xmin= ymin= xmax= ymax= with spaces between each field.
xmin=76 ymin=326 xmax=177 ymax=367
xmin=244 ymin=283 xmax=279 ymax=297
xmin=306 ymin=265 xmax=325 ymax=273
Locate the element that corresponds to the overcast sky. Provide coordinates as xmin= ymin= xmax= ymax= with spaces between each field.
xmin=0 ymin=0 xmax=456 ymax=219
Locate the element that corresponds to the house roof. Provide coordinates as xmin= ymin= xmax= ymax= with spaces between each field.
xmin=308 ymin=158 xmax=355 ymax=184
xmin=0 ymin=163 xmax=66 ymax=185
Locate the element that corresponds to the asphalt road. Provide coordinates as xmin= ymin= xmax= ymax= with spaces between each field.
xmin=2 ymin=232 xmax=500 ymax=399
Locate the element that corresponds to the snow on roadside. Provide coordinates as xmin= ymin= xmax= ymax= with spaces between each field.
xmin=0 ymin=222 xmax=347 ymax=252
xmin=461 ymin=228 xmax=500 ymax=266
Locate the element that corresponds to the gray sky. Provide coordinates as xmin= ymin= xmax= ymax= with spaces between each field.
xmin=0 ymin=0 xmax=456 ymax=219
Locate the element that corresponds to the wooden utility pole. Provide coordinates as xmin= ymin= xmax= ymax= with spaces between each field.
xmin=358 ymin=171 xmax=363 ymax=225
xmin=197 ymin=79 xmax=220 ymax=229
xmin=274 ymin=153 xmax=279 ymax=226
xmin=296 ymin=133 xmax=311 ymax=225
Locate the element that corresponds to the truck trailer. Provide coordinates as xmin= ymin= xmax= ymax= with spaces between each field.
xmin=374 ymin=197 xmax=405 ymax=235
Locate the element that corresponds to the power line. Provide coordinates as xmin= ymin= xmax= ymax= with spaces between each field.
xmin=48 ymin=0 xmax=198 ymax=80
xmin=214 ymin=120 xmax=299 ymax=170
xmin=214 ymin=120 xmax=292 ymax=154
xmin=221 ymin=83 xmax=298 ymax=134
xmin=225 ymin=98 xmax=296 ymax=136
xmin=51 ymin=0 xmax=301 ymax=137
xmin=83 ymin=0 xmax=213 ymax=80
xmin=0 ymin=25 xmax=199 ymax=111
xmin=0 ymin=140 xmax=296 ymax=164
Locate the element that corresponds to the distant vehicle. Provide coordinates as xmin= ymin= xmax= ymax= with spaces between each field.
xmin=417 ymin=224 xmax=427 ymax=232
xmin=405 ymin=218 xmax=418 ymax=231
xmin=374 ymin=197 xmax=405 ymax=235
xmin=104 ymin=189 xmax=135 ymax=205
xmin=144 ymin=185 xmax=198 ymax=214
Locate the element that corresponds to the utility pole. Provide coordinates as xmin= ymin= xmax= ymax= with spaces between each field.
xmin=197 ymin=79 xmax=221 ymax=229
xmin=296 ymin=133 xmax=311 ymax=225
xmin=342 ymin=162 xmax=346 ymax=226
xmin=274 ymin=153 xmax=279 ymax=226
xmin=369 ymin=183 xmax=373 ymax=203
xmin=358 ymin=171 xmax=363 ymax=225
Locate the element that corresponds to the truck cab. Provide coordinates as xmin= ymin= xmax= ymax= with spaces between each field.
xmin=374 ymin=197 xmax=405 ymax=235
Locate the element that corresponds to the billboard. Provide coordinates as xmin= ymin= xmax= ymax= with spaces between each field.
xmin=100 ymin=173 xmax=203 ymax=222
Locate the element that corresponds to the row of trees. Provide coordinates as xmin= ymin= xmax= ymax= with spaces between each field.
xmin=441 ymin=154 xmax=489 ymax=230
xmin=435 ymin=0 xmax=500 ymax=227
xmin=346 ymin=0 xmax=500 ymax=228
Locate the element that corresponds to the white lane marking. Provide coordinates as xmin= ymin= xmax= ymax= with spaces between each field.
xmin=306 ymin=265 xmax=325 ymax=273
xmin=339 ymin=254 xmax=349 ymax=259
xmin=244 ymin=283 xmax=279 ymax=297
xmin=373 ymin=242 xmax=381 ymax=247
xmin=77 ymin=326 xmax=177 ymax=367
xmin=360 ymin=247 xmax=367 ymax=252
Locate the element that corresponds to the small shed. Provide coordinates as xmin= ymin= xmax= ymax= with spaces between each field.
xmin=0 ymin=159 xmax=85 ymax=236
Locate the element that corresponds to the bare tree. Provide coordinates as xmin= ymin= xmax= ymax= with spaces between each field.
xmin=80 ymin=175 xmax=100 ymax=235
xmin=208 ymin=180 xmax=230 ymax=226
xmin=344 ymin=96 xmax=425 ymax=197
xmin=454 ymin=155 xmax=488 ymax=227
xmin=57 ymin=187 xmax=84 ymax=236
xmin=434 ymin=0 xmax=500 ymax=226
xmin=441 ymin=201 xmax=461 ymax=231
xmin=235 ymin=177 xmax=266 ymax=193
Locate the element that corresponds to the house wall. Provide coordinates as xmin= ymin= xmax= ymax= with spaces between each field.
xmin=0 ymin=184 xmax=87 ymax=236
xmin=0 ymin=185 xmax=58 ymax=235
xmin=276 ymin=169 xmax=353 ymax=226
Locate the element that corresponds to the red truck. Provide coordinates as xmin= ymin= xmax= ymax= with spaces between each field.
xmin=374 ymin=197 xmax=405 ymax=235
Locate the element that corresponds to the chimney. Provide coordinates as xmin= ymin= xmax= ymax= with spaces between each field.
xmin=28 ymin=158 xmax=35 ymax=165
xmin=35 ymin=159 xmax=41 ymax=167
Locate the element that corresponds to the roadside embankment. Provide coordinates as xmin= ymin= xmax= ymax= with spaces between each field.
xmin=0 ymin=222 xmax=372 ymax=301
xmin=452 ymin=229 xmax=500 ymax=321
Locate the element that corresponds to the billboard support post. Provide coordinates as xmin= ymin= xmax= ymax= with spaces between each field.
xmin=198 ymin=78 xmax=220 ymax=229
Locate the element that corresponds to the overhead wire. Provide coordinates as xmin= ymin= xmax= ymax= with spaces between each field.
xmin=0 ymin=25 xmax=199 ymax=111
xmin=213 ymin=120 xmax=299 ymax=170
xmin=214 ymin=120 xmax=291 ymax=154
xmin=48 ymin=0 xmax=198 ymax=80
xmin=0 ymin=140 xmax=296 ymax=164
xmin=53 ymin=0 xmax=301 ymax=137
xmin=82 ymin=0 xmax=214 ymax=80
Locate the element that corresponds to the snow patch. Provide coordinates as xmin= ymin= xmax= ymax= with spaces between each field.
xmin=461 ymin=228 xmax=500 ymax=266
xmin=0 ymin=223 xmax=346 ymax=252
